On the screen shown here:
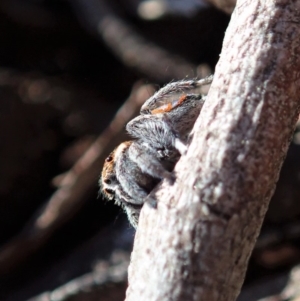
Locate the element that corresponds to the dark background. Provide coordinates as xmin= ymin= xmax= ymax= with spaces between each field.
xmin=0 ymin=1 xmax=300 ymax=301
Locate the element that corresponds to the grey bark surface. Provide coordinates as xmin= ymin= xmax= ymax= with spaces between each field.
xmin=125 ymin=1 xmax=300 ymax=301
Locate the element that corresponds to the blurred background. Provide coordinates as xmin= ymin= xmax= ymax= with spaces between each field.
xmin=1 ymin=1 xmax=300 ymax=301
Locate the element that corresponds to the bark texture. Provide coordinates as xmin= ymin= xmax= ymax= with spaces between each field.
xmin=126 ymin=1 xmax=300 ymax=301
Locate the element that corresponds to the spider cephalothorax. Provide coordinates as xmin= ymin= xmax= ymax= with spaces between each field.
xmin=100 ymin=75 xmax=213 ymax=228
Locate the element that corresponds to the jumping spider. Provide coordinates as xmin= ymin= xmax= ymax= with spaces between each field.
xmin=100 ymin=75 xmax=213 ymax=228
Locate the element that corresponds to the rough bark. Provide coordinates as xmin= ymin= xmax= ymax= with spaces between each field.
xmin=125 ymin=1 xmax=300 ymax=301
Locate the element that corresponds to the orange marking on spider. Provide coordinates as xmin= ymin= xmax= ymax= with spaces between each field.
xmin=151 ymin=94 xmax=187 ymax=114
xmin=151 ymin=103 xmax=173 ymax=114
xmin=176 ymin=94 xmax=187 ymax=106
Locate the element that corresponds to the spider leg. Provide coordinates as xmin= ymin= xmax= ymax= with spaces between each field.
xmin=112 ymin=187 xmax=142 ymax=229
xmin=123 ymin=206 xmax=141 ymax=228
xmin=128 ymin=142 xmax=175 ymax=182
xmin=116 ymin=166 xmax=149 ymax=206
xmin=140 ymin=75 xmax=213 ymax=114
xmin=129 ymin=94 xmax=206 ymax=155
xmin=126 ymin=115 xmax=181 ymax=154
xmin=115 ymin=144 xmax=160 ymax=205
xmin=174 ymin=139 xmax=187 ymax=155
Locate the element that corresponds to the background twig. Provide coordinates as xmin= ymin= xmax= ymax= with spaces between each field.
xmin=0 ymin=82 xmax=153 ymax=277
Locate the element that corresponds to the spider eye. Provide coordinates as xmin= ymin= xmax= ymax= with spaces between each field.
xmin=106 ymin=155 xmax=113 ymax=162
xmin=104 ymin=175 xmax=116 ymax=185
xmin=140 ymin=108 xmax=150 ymax=115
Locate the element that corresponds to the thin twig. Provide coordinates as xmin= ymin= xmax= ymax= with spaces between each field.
xmin=70 ymin=0 xmax=197 ymax=82
xmin=28 ymin=251 xmax=129 ymax=301
xmin=205 ymin=0 xmax=236 ymax=14
xmin=0 ymin=82 xmax=154 ymax=277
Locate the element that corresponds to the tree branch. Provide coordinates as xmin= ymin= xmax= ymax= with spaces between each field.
xmin=0 ymin=82 xmax=152 ymax=277
xmin=125 ymin=1 xmax=300 ymax=300
xmin=205 ymin=0 xmax=236 ymax=14
xmin=70 ymin=0 xmax=197 ymax=82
